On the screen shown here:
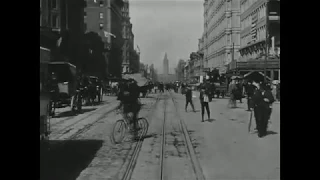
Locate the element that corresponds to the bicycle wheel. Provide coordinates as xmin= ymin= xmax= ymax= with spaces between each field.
xmin=111 ymin=119 xmax=127 ymax=144
xmin=137 ymin=118 xmax=149 ymax=136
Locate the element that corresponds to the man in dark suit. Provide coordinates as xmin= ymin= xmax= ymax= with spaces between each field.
xmin=185 ymin=86 xmax=196 ymax=112
xmin=252 ymin=81 xmax=275 ymax=137
xmin=199 ymin=86 xmax=210 ymax=122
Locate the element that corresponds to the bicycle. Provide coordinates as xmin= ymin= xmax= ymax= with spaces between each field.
xmin=111 ymin=105 xmax=149 ymax=144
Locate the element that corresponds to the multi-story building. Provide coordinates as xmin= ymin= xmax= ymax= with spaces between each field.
xmin=203 ymin=0 xmax=241 ymax=73
xmin=127 ymin=23 xmax=135 ymax=72
xmin=230 ymin=0 xmax=280 ymax=80
xmin=40 ymin=0 xmax=85 ymax=67
xmin=121 ymin=0 xmax=134 ymax=73
xmin=158 ymin=53 xmax=176 ymax=83
xmin=239 ymin=0 xmax=280 ymax=60
xmin=84 ymin=0 xmax=124 ymax=77
xmin=129 ymin=48 xmax=140 ymax=73
xmin=176 ymin=59 xmax=186 ymax=82
xmin=163 ymin=53 xmax=169 ymax=75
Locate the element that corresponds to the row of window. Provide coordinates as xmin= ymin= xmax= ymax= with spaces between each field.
xmin=40 ymin=13 xmax=59 ymax=28
xmin=83 ymin=23 xmax=104 ymax=32
xmin=241 ymin=0 xmax=259 ymax=14
xmin=241 ymin=4 xmax=266 ymax=31
xmin=240 ymin=25 xmax=266 ymax=47
xmin=49 ymin=0 xmax=57 ymax=9
xmin=83 ymin=23 xmax=104 ymax=31
xmin=207 ymin=53 xmax=226 ymax=68
xmin=40 ymin=0 xmax=58 ymax=10
xmin=241 ymin=34 xmax=249 ymax=46
xmin=84 ymin=12 xmax=104 ymax=19
xmin=207 ymin=36 xmax=227 ymax=56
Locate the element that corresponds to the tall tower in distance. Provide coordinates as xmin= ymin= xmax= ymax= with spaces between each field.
xmin=163 ymin=52 xmax=169 ymax=75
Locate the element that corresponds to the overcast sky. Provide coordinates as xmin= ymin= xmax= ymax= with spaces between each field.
xmin=129 ymin=0 xmax=203 ymax=74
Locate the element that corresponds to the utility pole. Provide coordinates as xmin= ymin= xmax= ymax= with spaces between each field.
xmin=232 ymin=42 xmax=235 ymax=74
xmin=264 ymin=0 xmax=269 ymax=83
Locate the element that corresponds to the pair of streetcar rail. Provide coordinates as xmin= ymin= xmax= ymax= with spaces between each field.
xmin=121 ymin=92 xmax=205 ymax=180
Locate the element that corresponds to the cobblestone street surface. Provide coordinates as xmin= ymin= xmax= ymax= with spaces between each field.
xmin=40 ymin=92 xmax=280 ymax=180
xmin=40 ymin=94 xmax=159 ymax=180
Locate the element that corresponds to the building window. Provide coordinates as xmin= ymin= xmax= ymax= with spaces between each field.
xmin=84 ymin=12 xmax=87 ymax=18
xmin=52 ymin=14 xmax=59 ymax=28
xmin=84 ymin=0 xmax=87 ymax=7
xmin=84 ymin=23 xmax=87 ymax=32
xmin=40 ymin=14 xmax=42 ymax=26
xmin=51 ymin=0 xmax=57 ymax=9
xmin=99 ymin=23 xmax=103 ymax=29
xmin=99 ymin=12 xmax=103 ymax=19
xmin=99 ymin=1 xmax=103 ymax=7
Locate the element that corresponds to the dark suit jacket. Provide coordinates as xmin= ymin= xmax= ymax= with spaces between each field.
xmin=185 ymin=89 xmax=192 ymax=100
xmin=252 ymin=89 xmax=275 ymax=109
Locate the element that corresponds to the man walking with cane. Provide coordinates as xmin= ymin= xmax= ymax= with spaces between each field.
xmin=250 ymin=81 xmax=275 ymax=137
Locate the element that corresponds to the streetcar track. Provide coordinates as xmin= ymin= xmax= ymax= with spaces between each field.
xmin=121 ymin=91 xmax=205 ymax=180
xmin=47 ymin=95 xmax=159 ymax=155
xmin=50 ymin=104 xmax=118 ymax=140
xmin=169 ymin=92 xmax=205 ymax=180
xmin=50 ymin=101 xmax=115 ymax=128
xmin=120 ymin=94 xmax=162 ymax=180
xmin=156 ymin=91 xmax=205 ymax=180
xmin=159 ymin=94 xmax=168 ymax=180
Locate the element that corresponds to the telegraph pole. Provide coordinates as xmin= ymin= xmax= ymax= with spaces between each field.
xmin=264 ymin=0 xmax=269 ymax=83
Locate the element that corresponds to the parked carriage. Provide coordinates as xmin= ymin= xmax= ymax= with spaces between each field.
xmin=88 ymin=76 xmax=103 ymax=103
xmin=48 ymin=62 xmax=80 ymax=115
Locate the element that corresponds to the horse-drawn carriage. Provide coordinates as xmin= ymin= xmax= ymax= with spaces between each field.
xmin=87 ymin=76 xmax=103 ymax=103
xmin=212 ymin=83 xmax=227 ymax=98
xmin=48 ymin=62 xmax=80 ymax=115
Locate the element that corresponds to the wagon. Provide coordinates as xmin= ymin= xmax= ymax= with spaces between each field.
xmin=48 ymin=62 xmax=79 ymax=114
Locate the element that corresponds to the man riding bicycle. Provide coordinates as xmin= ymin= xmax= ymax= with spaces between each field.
xmin=117 ymin=78 xmax=141 ymax=140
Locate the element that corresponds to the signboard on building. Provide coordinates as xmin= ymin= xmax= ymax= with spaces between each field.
xmin=251 ymin=11 xmax=258 ymax=43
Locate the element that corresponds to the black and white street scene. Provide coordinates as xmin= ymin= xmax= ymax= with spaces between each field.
xmin=40 ymin=0 xmax=280 ymax=179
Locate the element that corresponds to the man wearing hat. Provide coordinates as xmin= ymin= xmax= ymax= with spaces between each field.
xmin=251 ymin=80 xmax=275 ymax=137
xmin=117 ymin=78 xmax=141 ymax=140
xmin=199 ymin=85 xmax=211 ymax=122
xmin=185 ymin=85 xmax=196 ymax=112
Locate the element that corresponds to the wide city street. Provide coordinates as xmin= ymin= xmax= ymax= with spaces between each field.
xmin=40 ymin=91 xmax=280 ymax=180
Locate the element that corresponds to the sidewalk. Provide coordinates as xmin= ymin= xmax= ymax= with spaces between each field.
xmin=172 ymin=92 xmax=280 ymax=179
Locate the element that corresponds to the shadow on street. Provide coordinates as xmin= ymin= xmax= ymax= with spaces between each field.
xmin=206 ymin=118 xmax=216 ymax=122
xmin=40 ymin=140 xmax=103 ymax=180
xmin=54 ymin=108 xmax=97 ymax=118
xmin=266 ymin=131 xmax=278 ymax=135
